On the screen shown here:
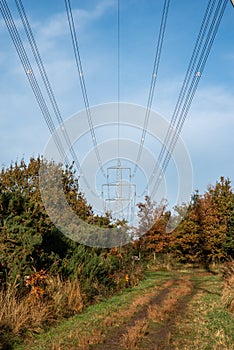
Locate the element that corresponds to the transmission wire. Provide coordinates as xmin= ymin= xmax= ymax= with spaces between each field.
xmin=150 ymin=0 xmax=228 ymax=198
xmin=117 ymin=0 xmax=120 ymax=166
xmin=0 ymin=0 xmax=68 ymax=165
xmin=148 ymin=0 xmax=215 ymax=190
xmin=64 ymin=0 xmax=105 ymax=177
xmin=1 ymin=0 xmax=94 ymax=194
xmin=14 ymin=0 xmax=84 ymax=177
xmin=133 ymin=0 xmax=171 ymax=177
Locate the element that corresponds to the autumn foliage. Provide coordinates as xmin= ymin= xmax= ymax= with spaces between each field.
xmin=0 ymin=156 xmax=233 ymax=346
xmin=135 ymin=177 xmax=234 ymax=265
xmin=0 ymin=157 xmax=143 ymax=345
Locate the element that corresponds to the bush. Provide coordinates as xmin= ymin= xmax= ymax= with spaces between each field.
xmin=0 ymin=244 xmax=145 ymax=343
xmin=0 ymin=158 xmax=145 ymax=346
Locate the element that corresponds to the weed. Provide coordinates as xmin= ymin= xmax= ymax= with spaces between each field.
xmin=45 ymin=275 xmax=83 ymax=317
xmin=0 ymin=285 xmax=50 ymax=347
xmin=0 ymin=274 xmax=83 ymax=349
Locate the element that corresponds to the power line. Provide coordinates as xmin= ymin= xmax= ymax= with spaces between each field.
xmin=64 ymin=0 xmax=106 ymax=177
xmin=14 ymin=0 xmax=83 ymax=177
xmin=133 ymin=0 xmax=171 ymax=177
xmin=0 ymin=0 xmax=68 ymax=165
xmin=150 ymin=0 xmax=228 ymax=198
xmin=117 ymin=0 xmax=120 ymax=165
xmin=148 ymin=0 xmax=216 ymax=190
xmin=2 ymin=0 xmax=229 ymax=211
xmin=1 ymin=0 xmax=94 ymax=193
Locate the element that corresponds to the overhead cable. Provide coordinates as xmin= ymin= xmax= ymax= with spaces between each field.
xmin=64 ymin=0 xmax=106 ymax=177
xmin=1 ymin=0 xmax=93 ymax=193
xmin=150 ymin=0 xmax=228 ymax=198
xmin=14 ymin=0 xmax=83 ymax=177
xmin=133 ymin=0 xmax=171 ymax=177
xmin=0 ymin=0 xmax=68 ymax=164
xmin=117 ymin=0 xmax=120 ymax=165
xmin=149 ymin=0 xmax=216 ymax=188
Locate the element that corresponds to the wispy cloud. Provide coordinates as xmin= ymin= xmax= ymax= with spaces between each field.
xmin=184 ymin=85 xmax=234 ymax=138
xmin=38 ymin=0 xmax=115 ymax=43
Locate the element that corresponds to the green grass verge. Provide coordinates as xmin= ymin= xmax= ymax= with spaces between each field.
xmin=13 ymin=270 xmax=173 ymax=350
xmin=12 ymin=269 xmax=234 ymax=350
xmin=172 ymin=272 xmax=234 ymax=350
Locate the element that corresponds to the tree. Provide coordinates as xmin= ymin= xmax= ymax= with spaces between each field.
xmin=173 ymin=178 xmax=234 ymax=265
xmin=207 ymin=177 xmax=234 ymax=259
xmin=0 ymin=157 xmax=97 ymax=286
xmin=134 ymin=196 xmax=170 ymax=259
xmin=223 ymin=193 xmax=234 ymax=258
xmin=172 ymin=193 xmax=202 ymax=263
xmin=196 ymin=192 xmax=225 ymax=265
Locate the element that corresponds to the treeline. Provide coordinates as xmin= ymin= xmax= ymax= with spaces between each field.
xmin=0 ymin=157 xmax=144 ymax=346
xmin=0 ymin=157 xmax=142 ymax=300
xmin=135 ymin=177 xmax=234 ymax=266
xmin=1 ymin=156 xmax=234 ymax=347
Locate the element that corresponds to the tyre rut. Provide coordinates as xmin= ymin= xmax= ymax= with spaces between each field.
xmin=91 ymin=278 xmax=178 ymax=350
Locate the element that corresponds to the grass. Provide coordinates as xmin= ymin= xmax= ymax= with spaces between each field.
xmin=222 ymin=261 xmax=234 ymax=312
xmin=0 ymin=276 xmax=84 ymax=350
xmin=5 ymin=267 xmax=234 ymax=350
xmin=0 ymin=286 xmax=51 ymax=345
xmin=147 ymin=277 xmax=192 ymax=323
xmin=13 ymin=270 xmax=172 ymax=350
xmin=120 ymin=319 xmax=149 ymax=349
xmin=172 ymin=271 xmax=234 ymax=350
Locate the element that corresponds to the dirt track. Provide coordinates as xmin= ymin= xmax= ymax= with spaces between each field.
xmin=14 ymin=269 xmax=234 ymax=350
xmin=91 ymin=273 xmax=201 ymax=350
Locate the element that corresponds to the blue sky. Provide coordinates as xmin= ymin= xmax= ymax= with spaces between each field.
xmin=0 ymin=0 xmax=234 ymax=212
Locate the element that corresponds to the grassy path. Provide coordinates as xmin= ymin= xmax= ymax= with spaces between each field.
xmin=13 ymin=269 xmax=234 ymax=350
